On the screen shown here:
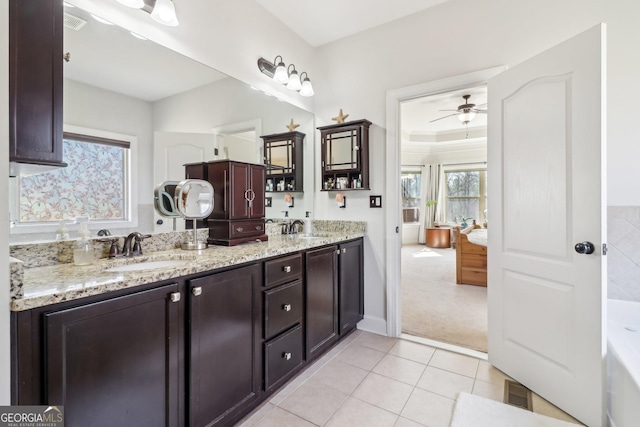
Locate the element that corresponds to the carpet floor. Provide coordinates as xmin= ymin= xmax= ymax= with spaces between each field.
xmin=401 ymin=245 xmax=488 ymax=352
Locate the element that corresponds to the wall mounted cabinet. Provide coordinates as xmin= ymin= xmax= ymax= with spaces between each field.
xmin=9 ymin=0 xmax=67 ymax=174
xmin=261 ymin=131 xmax=304 ymax=193
xmin=318 ymin=120 xmax=371 ymax=191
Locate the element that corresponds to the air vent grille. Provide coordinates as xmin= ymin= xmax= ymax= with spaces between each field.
xmin=63 ymin=12 xmax=88 ymax=31
xmin=503 ymin=379 xmax=533 ymax=411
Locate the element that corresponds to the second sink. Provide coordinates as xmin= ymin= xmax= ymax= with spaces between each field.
xmin=104 ymin=260 xmax=188 ymax=273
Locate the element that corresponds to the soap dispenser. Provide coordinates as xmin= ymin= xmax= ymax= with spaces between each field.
xmin=55 ymin=220 xmax=69 ymax=240
xmin=304 ymin=211 xmax=312 ymax=235
xmin=74 ymin=223 xmax=94 ymax=265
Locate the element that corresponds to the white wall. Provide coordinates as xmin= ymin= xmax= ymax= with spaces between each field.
xmin=0 ymin=0 xmax=10 ymax=404
xmin=314 ymin=0 xmax=640 ymax=332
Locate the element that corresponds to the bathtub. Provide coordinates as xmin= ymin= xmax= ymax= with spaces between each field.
xmin=607 ymin=299 xmax=640 ymax=427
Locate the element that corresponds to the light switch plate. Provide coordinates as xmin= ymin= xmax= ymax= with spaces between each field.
xmin=370 ymin=195 xmax=382 ymax=208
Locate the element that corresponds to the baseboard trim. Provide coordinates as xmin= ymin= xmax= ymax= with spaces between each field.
xmin=356 ymin=315 xmax=387 ymax=335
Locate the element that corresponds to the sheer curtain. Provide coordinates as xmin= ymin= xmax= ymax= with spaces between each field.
xmin=418 ymin=164 xmax=441 ymax=244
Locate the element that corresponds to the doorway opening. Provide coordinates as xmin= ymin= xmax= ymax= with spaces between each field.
xmin=399 ymin=86 xmax=489 ymax=352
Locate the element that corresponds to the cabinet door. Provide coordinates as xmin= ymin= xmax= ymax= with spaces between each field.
xmin=188 ymin=264 xmax=261 ymax=427
xmin=305 ymin=246 xmax=338 ymax=360
xmin=9 ymin=0 xmax=65 ymax=167
xmin=229 ymin=162 xmax=250 ymax=219
xmin=45 ymin=284 xmax=181 ymax=427
xmin=339 ymin=239 xmax=364 ymax=334
xmin=249 ymin=164 xmax=266 ymax=218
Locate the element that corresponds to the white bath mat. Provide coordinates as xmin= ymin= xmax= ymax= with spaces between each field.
xmin=450 ymin=392 xmax=578 ymax=427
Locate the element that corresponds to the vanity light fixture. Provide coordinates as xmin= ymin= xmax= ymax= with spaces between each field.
xmin=258 ymin=56 xmax=315 ymax=97
xmin=151 ymin=0 xmax=179 ymax=26
xmin=299 ymin=72 xmax=314 ymax=97
xmin=117 ymin=0 xmax=145 ymax=8
xmin=286 ymin=65 xmax=302 ymax=91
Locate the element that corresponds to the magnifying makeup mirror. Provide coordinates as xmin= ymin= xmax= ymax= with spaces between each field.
xmin=154 ymin=181 xmax=181 ymax=230
xmin=174 ymin=179 xmax=214 ymax=250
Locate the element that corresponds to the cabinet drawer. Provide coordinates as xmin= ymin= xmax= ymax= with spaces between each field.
xmin=208 ymin=219 xmax=265 ymax=239
xmin=264 ymin=280 xmax=302 ymax=339
xmin=264 ymin=325 xmax=303 ymax=390
xmin=264 ymin=254 xmax=302 ymax=288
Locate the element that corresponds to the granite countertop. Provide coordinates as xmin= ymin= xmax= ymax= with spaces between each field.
xmin=11 ymin=232 xmax=364 ymax=312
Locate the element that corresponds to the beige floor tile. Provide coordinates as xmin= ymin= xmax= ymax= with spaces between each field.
xmin=353 ymin=331 xmax=398 ymax=352
xmin=335 ymin=343 xmax=386 ymax=370
xmin=532 ymin=393 xmax=583 ymax=425
xmin=428 ymin=349 xmax=479 ymax=378
xmin=325 ymin=397 xmax=398 ymax=427
xmin=279 ymin=381 xmax=348 ymax=426
xmin=415 ymin=366 xmax=474 ymax=399
xmin=352 ymin=372 xmax=414 ymax=414
xmin=253 ymin=407 xmax=317 ymax=427
xmin=394 ymin=417 xmax=425 ymax=427
xmin=372 ymin=354 xmax=426 ymax=385
xmin=400 ymin=388 xmax=455 ymax=427
xmin=268 ymin=372 xmax=309 ymax=406
xmin=307 ymin=359 xmax=368 ymax=394
xmin=471 ymin=378 xmax=503 ymax=402
xmin=475 ymin=360 xmax=512 ymax=385
xmin=236 ymin=402 xmax=275 ymax=427
xmin=388 ymin=340 xmax=436 ymax=365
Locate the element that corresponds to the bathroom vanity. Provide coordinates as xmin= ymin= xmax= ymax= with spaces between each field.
xmin=10 ymin=229 xmax=365 ymax=427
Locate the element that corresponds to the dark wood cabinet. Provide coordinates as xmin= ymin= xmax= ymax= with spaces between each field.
xmin=44 ymin=284 xmax=181 ymax=427
xmin=186 ymin=160 xmax=267 ymax=245
xmin=9 ymin=0 xmax=67 ymax=171
xmin=188 ymin=264 xmax=262 ymax=427
xmin=305 ymin=245 xmax=339 ymax=360
xmin=338 ymin=239 xmax=365 ymax=334
xmin=318 ymin=120 xmax=371 ymax=191
xmin=261 ymin=131 xmax=305 ymax=192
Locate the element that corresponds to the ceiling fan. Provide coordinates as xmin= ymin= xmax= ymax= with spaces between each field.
xmin=430 ymin=94 xmax=487 ymax=124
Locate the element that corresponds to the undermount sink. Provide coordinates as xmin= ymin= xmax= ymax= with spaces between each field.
xmin=104 ymin=260 xmax=188 ymax=273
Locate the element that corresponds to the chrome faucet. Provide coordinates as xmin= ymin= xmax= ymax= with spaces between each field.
xmin=289 ymin=220 xmax=305 ymax=234
xmin=122 ymin=232 xmax=151 ymax=257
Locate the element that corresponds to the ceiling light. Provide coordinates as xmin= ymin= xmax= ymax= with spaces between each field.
xmin=457 ymin=110 xmax=476 ymax=124
xmin=91 ymin=14 xmax=115 ymax=25
xmin=117 ymin=0 xmax=144 ymax=8
xmin=151 ymin=0 xmax=179 ymax=26
xmin=286 ymin=65 xmax=302 ymax=91
xmin=299 ymin=72 xmax=314 ymax=97
xmin=257 ymin=57 xmax=314 ymax=97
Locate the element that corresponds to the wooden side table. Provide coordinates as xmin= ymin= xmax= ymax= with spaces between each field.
xmin=426 ymin=227 xmax=451 ymax=248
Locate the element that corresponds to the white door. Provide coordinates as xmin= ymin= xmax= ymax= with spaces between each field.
xmin=153 ymin=132 xmax=216 ymax=232
xmin=487 ymin=24 xmax=606 ymax=426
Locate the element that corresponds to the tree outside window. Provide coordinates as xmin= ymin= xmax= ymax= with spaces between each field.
xmin=401 ymin=172 xmax=421 ymax=223
xmin=445 ymin=170 xmax=487 ymax=224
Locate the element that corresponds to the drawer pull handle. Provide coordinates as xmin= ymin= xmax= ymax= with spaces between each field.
xmin=236 ymin=227 xmax=244 ymax=232
xmin=335 ymin=249 xmax=340 ymax=255
xmin=283 ymin=352 xmax=292 ymax=360
xmin=255 ymin=225 xmax=262 ymax=230
xmin=283 ymin=265 xmax=291 ymax=273
xmin=192 ymin=287 xmax=202 ymax=297
xmin=282 ymin=304 xmax=292 ymax=312
xmin=170 ymin=292 xmax=181 ymax=303
xmin=342 ymin=248 xmax=347 ymax=254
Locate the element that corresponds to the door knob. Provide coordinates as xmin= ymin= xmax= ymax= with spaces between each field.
xmin=574 ymin=242 xmax=595 ymax=255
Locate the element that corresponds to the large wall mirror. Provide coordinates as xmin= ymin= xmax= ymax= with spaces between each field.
xmin=57 ymin=4 xmax=314 ymax=236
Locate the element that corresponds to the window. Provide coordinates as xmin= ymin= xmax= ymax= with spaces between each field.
xmin=445 ymin=169 xmax=487 ymax=223
xmin=401 ymin=172 xmax=421 ymax=223
xmin=10 ymin=126 xmax=137 ymax=233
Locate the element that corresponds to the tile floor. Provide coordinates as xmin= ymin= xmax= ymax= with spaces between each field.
xmin=237 ymin=331 xmax=582 ymax=427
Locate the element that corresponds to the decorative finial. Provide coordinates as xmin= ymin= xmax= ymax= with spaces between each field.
xmin=286 ymin=118 xmax=300 ymax=132
xmin=331 ymin=109 xmax=349 ymax=124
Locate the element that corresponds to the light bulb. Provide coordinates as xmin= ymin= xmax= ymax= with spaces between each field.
xmin=457 ymin=110 xmax=476 ymax=123
xmin=151 ymin=0 xmax=179 ymax=26
xmin=287 ymin=70 xmax=302 ymax=91
xmin=273 ymin=60 xmax=288 ymax=84
xmin=300 ymin=77 xmax=314 ymax=97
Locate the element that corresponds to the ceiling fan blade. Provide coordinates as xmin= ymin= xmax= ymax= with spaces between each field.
xmin=473 ymin=109 xmax=488 ymax=114
xmin=429 ymin=113 xmax=459 ymax=123
xmin=475 ymin=103 xmax=487 ymax=108
xmin=438 ymin=109 xmax=460 ymax=112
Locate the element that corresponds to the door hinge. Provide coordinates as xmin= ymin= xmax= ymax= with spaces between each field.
xmin=602 ymin=243 xmax=608 ymax=255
